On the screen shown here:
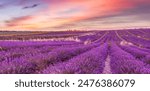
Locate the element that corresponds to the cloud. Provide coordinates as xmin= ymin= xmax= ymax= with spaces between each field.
xmin=5 ymin=16 xmax=33 ymax=27
xmin=0 ymin=4 xmax=4 ymax=8
xmin=22 ymin=4 xmax=39 ymax=9
xmin=22 ymin=4 xmax=40 ymax=9
xmin=0 ymin=0 xmax=41 ymax=9
xmin=1 ymin=0 xmax=150 ymax=31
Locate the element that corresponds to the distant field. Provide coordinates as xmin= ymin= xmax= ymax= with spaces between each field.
xmin=0 ymin=29 xmax=150 ymax=74
xmin=0 ymin=31 xmax=92 ymax=40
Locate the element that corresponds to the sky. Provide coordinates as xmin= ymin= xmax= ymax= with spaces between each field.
xmin=0 ymin=0 xmax=150 ymax=31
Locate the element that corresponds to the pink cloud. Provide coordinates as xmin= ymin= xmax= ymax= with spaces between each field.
xmin=5 ymin=16 xmax=33 ymax=27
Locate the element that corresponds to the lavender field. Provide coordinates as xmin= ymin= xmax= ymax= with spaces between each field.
xmin=0 ymin=29 xmax=150 ymax=74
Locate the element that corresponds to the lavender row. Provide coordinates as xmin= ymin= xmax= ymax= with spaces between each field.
xmin=94 ymin=31 xmax=121 ymax=44
xmin=0 ymin=58 xmax=36 ymax=74
xmin=40 ymin=43 xmax=108 ymax=74
xmin=0 ymin=45 xmax=58 ymax=62
xmin=117 ymin=31 xmax=150 ymax=48
xmin=0 ymin=43 xmax=99 ymax=74
xmin=119 ymin=45 xmax=150 ymax=64
xmin=78 ymin=31 xmax=106 ymax=42
xmin=119 ymin=45 xmax=149 ymax=60
xmin=26 ymin=43 xmax=99 ymax=71
xmin=0 ymin=41 xmax=81 ymax=48
xmin=109 ymin=43 xmax=150 ymax=74
xmin=127 ymin=30 xmax=150 ymax=39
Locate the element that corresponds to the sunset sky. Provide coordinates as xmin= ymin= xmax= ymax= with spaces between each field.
xmin=0 ymin=0 xmax=150 ymax=31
